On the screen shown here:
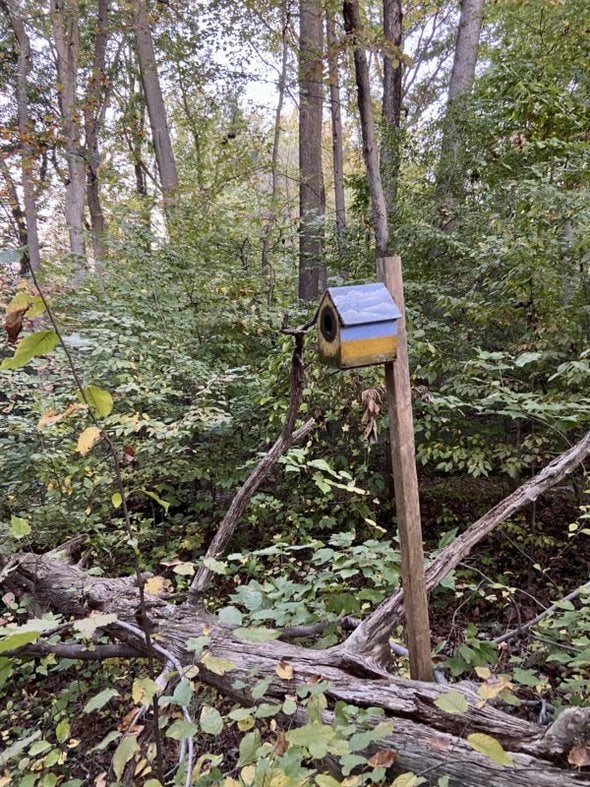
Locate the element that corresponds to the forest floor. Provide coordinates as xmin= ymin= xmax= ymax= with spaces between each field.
xmin=1 ymin=476 xmax=585 ymax=785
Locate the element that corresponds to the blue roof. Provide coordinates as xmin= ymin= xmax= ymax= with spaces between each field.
xmin=327 ymin=283 xmax=401 ymax=326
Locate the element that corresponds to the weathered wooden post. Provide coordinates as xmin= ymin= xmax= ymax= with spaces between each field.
xmin=315 ymin=263 xmax=433 ymax=680
xmin=379 ymin=255 xmax=433 ymax=681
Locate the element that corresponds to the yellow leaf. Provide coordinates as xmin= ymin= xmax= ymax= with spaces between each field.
xmin=38 ymin=402 xmax=86 ymax=430
xmin=276 ymin=660 xmax=294 ymax=680
xmin=467 ymin=733 xmax=513 ymax=766
xmin=144 ymin=576 xmax=171 ymax=595
xmin=132 ymin=677 xmax=159 ymax=705
xmin=240 ymin=765 xmax=256 ymax=785
xmin=475 ymin=666 xmax=491 ymax=680
xmin=77 ymin=426 xmax=102 ymax=455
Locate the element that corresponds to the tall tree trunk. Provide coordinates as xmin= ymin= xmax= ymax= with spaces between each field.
xmin=342 ymin=0 xmax=389 ymax=258
xmin=2 ymin=0 xmax=41 ymax=272
xmin=260 ymin=2 xmax=290 ymax=301
xmin=436 ymin=0 xmax=485 ymax=208
xmin=0 ymin=158 xmax=32 ymax=273
xmin=51 ymin=0 xmax=86 ymax=263
xmin=326 ymin=9 xmax=346 ymax=241
xmin=381 ymin=0 xmax=403 ymax=219
xmin=132 ymin=0 xmax=178 ymax=210
xmin=84 ymin=0 xmax=110 ymax=264
xmin=298 ymin=0 xmax=326 ymax=301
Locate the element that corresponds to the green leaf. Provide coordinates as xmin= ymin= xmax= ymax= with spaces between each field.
xmin=166 ymin=719 xmax=198 ymax=740
xmin=15 ymin=330 xmax=59 ymax=364
xmin=186 ymin=635 xmax=210 ymax=657
xmin=112 ymin=492 xmax=122 ymax=508
xmin=0 ymin=730 xmax=41 ymax=766
xmin=238 ymin=729 xmax=261 ymax=766
xmin=200 ymin=652 xmax=236 ymax=675
xmin=172 ymin=678 xmax=194 ymax=708
xmin=512 ymin=668 xmax=539 ymax=687
xmin=467 ymin=733 xmax=513 ymax=766
xmin=234 ymin=627 xmax=281 ymax=642
xmin=142 ymin=488 xmax=170 ymax=514
xmin=10 ymin=515 xmax=31 ymax=539
xmin=434 ymin=690 xmax=469 ymax=715
xmin=112 ymin=735 xmax=137 ymax=780
xmin=217 ymin=605 xmax=243 ymax=626
xmin=81 ymin=384 xmax=113 ymax=417
xmin=0 ymin=629 xmax=40 ymax=654
xmin=74 ymin=613 xmax=117 ymax=638
xmin=28 ymin=740 xmax=53 ymax=756
xmin=316 ymin=776 xmax=341 ymax=787
xmin=200 ymin=705 xmax=224 ymax=735
xmin=56 ymin=719 xmax=70 ymax=743
xmin=203 ymin=557 xmax=227 ymax=575
xmin=286 ymin=723 xmax=336 ymax=758
xmin=83 ymin=688 xmax=120 ymax=714
xmin=514 ymin=351 xmax=542 ymax=367
xmin=90 ymin=730 xmax=121 ymax=752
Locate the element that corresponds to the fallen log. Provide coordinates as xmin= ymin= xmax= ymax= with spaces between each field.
xmin=4 ymin=549 xmax=590 ymax=786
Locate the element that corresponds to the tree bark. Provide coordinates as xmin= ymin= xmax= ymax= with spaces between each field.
xmin=381 ymin=0 xmax=403 ymax=219
xmin=436 ymin=0 xmax=485 ymax=208
xmin=326 ymin=9 xmax=346 ymax=241
xmin=298 ymin=0 xmax=326 ymax=301
xmin=51 ymin=0 xmax=86 ymax=263
xmin=5 ymin=550 xmax=590 ymax=787
xmin=132 ymin=0 xmax=178 ymax=210
xmin=83 ymin=0 xmax=110 ymax=264
xmin=261 ymin=2 xmax=290 ymax=298
xmin=3 ymin=427 xmax=590 ymax=783
xmin=2 ymin=0 xmax=41 ymax=272
xmin=342 ymin=0 xmax=389 ymax=258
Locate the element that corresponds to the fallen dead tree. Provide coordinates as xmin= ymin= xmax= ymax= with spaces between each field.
xmin=3 ymin=433 xmax=590 ymax=785
xmin=2 ymin=326 xmax=589 ymax=784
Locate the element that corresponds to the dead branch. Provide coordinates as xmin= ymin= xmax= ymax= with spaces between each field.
xmin=494 ymin=578 xmax=590 ymax=645
xmin=343 ymin=431 xmax=590 ymax=658
xmin=4 ymin=548 xmax=590 ymax=785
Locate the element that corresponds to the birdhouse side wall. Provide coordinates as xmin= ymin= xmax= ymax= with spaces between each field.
xmin=340 ymin=322 xmax=398 ymax=368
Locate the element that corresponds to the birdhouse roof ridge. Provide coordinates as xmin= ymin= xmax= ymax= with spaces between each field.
xmin=325 ymin=283 xmax=401 ymax=327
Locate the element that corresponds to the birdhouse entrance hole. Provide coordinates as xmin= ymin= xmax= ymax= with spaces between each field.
xmin=320 ymin=305 xmax=337 ymax=342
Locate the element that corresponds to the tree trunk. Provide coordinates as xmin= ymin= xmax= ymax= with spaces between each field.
xmin=298 ymin=0 xmax=326 ymax=301
xmin=436 ymin=0 xmax=485 ymax=208
xmin=51 ymin=0 xmax=86 ymax=264
xmin=2 ymin=0 xmax=41 ymax=272
xmin=326 ymin=9 xmax=346 ymax=241
xmin=381 ymin=0 xmax=403 ymax=220
xmin=132 ymin=0 xmax=178 ymax=209
xmin=342 ymin=0 xmax=389 ymax=258
xmin=261 ymin=2 xmax=290 ymax=300
xmin=83 ymin=0 xmax=110 ymax=264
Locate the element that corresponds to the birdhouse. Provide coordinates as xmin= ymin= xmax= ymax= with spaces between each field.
xmin=316 ymin=283 xmax=401 ymax=369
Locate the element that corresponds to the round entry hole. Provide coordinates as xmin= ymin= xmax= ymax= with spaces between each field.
xmin=320 ymin=307 xmax=337 ymax=342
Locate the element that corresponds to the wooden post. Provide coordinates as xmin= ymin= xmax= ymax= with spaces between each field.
xmin=379 ymin=255 xmax=433 ymax=681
